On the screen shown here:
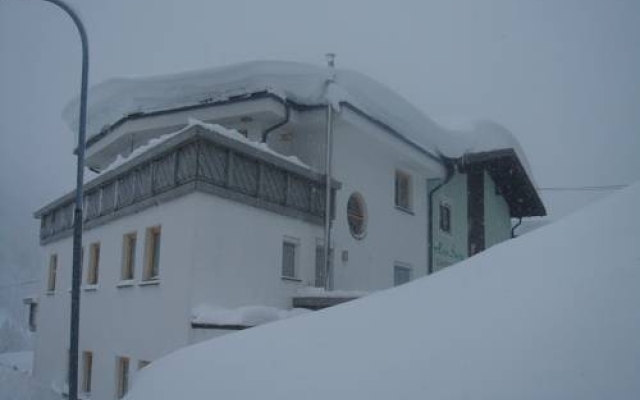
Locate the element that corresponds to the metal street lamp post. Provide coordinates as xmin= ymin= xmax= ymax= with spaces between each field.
xmin=35 ymin=1 xmax=89 ymax=400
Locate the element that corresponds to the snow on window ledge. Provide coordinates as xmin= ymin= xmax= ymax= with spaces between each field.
xmin=139 ymin=279 xmax=160 ymax=287
xmin=295 ymin=287 xmax=369 ymax=299
xmin=83 ymin=285 xmax=98 ymax=292
xmin=395 ymin=205 xmax=414 ymax=215
xmin=116 ymin=280 xmax=135 ymax=288
xmin=281 ymin=276 xmax=302 ymax=283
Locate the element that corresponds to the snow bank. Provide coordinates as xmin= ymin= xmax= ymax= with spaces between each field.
xmin=126 ymin=182 xmax=640 ymax=400
xmin=192 ymin=305 xmax=310 ymax=327
xmin=0 ymin=309 xmax=29 ymax=353
xmin=0 ymin=351 xmax=33 ymax=374
xmin=64 ymin=61 xmax=530 ymax=166
xmin=295 ymin=287 xmax=368 ymax=298
xmin=0 ymin=363 xmax=60 ymax=400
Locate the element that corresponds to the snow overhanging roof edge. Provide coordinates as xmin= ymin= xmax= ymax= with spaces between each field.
xmin=63 ymin=60 xmax=544 ymax=216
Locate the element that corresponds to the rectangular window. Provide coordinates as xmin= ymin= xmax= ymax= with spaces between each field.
xmin=82 ymin=351 xmax=93 ymax=393
xmin=138 ymin=360 xmax=150 ymax=370
xmin=28 ymin=303 xmax=37 ymax=332
xmin=116 ymin=356 xmax=130 ymax=399
xmin=394 ymin=264 xmax=412 ymax=286
xmin=87 ymin=242 xmax=100 ymax=285
xmin=439 ymin=202 xmax=452 ymax=233
xmin=143 ymin=226 xmax=161 ymax=281
xmin=395 ymin=170 xmax=412 ymax=211
xmin=281 ymin=238 xmax=299 ymax=279
xmin=47 ymin=254 xmax=57 ymax=292
xmin=121 ymin=232 xmax=137 ymax=281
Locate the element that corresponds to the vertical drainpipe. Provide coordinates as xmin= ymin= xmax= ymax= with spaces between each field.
xmin=427 ymin=160 xmax=454 ymax=275
xmin=323 ymin=53 xmax=336 ymax=290
xmin=511 ymin=217 xmax=523 ymax=238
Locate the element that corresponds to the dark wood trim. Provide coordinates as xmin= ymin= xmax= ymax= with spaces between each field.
xmin=191 ymin=322 xmax=252 ymax=330
xmin=467 ymin=167 xmax=485 ymax=256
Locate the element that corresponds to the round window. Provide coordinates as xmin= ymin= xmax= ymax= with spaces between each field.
xmin=347 ymin=192 xmax=367 ymax=239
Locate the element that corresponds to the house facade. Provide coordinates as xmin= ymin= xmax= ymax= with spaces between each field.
xmin=32 ymin=61 xmax=545 ymax=400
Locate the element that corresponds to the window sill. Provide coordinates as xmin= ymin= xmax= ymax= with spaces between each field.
xmin=117 ymin=280 xmax=135 ymax=288
xmin=45 ymin=291 xmax=55 ymax=296
xmin=83 ymin=285 xmax=98 ymax=292
xmin=439 ymin=229 xmax=453 ymax=238
xmin=139 ymin=279 xmax=160 ymax=287
xmin=281 ymin=276 xmax=302 ymax=283
xmin=395 ymin=205 xmax=414 ymax=215
xmin=79 ymin=392 xmax=92 ymax=400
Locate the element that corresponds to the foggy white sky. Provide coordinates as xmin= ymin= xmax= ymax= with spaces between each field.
xmin=1 ymin=0 xmax=639 ymax=274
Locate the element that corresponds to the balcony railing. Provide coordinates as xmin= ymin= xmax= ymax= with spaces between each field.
xmin=35 ymin=125 xmax=339 ymax=244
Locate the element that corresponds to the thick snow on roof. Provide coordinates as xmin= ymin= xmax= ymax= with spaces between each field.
xmin=64 ymin=61 xmax=529 ymax=163
xmin=126 ymin=182 xmax=640 ymax=400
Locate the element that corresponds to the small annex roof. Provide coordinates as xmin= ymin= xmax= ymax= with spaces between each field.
xmin=64 ymin=60 xmax=544 ymax=216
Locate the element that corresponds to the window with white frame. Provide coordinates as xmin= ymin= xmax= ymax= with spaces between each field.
xmin=116 ymin=356 xmax=130 ymax=399
xmin=47 ymin=254 xmax=57 ymax=292
xmin=121 ymin=232 xmax=137 ymax=281
xmin=82 ymin=351 xmax=93 ymax=394
xmin=27 ymin=302 xmax=37 ymax=332
xmin=87 ymin=242 xmax=100 ymax=285
xmin=143 ymin=226 xmax=161 ymax=281
xmin=347 ymin=192 xmax=367 ymax=239
xmin=281 ymin=237 xmax=299 ymax=280
xmin=393 ymin=264 xmax=412 ymax=286
xmin=395 ymin=170 xmax=412 ymax=211
xmin=23 ymin=298 xmax=38 ymax=332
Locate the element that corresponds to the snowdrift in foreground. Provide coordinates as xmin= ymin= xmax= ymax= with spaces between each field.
xmin=127 ymin=183 xmax=640 ymax=400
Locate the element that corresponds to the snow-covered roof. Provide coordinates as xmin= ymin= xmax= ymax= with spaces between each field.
xmin=65 ymin=61 xmax=530 ymax=164
xmin=126 ymin=182 xmax=640 ymax=400
xmin=191 ymin=305 xmax=310 ymax=327
xmin=65 ymin=60 xmax=545 ymax=216
xmin=94 ymin=118 xmax=309 ymax=179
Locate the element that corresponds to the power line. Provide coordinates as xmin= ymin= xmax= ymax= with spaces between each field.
xmin=537 ymin=184 xmax=629 ymax=192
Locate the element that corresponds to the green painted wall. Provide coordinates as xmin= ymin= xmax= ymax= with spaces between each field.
xmin=430 ymin=170 xmax=512 ymax=273
xmin=431 ymin=173 xmax=468 ymax=273
xmin=483 ymin=171 xmax=512 ymax=248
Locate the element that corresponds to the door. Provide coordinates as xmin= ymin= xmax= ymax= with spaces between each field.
xmin=315 ymin=244 xmax=334 ymax=289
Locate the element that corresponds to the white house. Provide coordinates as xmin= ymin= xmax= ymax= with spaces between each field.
xmin=32 ymin=60 xmax=545 ymax=400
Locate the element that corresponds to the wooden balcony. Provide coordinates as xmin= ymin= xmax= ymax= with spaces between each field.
xmin=35 ymin=125 xmax=340 ymax=244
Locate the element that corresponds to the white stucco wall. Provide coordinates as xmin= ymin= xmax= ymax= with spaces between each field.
xmin=33 ymin=195 xmax=199 ymax=400
xmin=188 ymin=192 xmax=323 ymax=312
xmin=431 ymin=173 xmax=469 ymax=272
xmin=328 ymin=111 xmax=443 ymax=290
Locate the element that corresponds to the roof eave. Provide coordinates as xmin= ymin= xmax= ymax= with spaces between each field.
xmin=464 ymin=149 xmax=547 ymax=218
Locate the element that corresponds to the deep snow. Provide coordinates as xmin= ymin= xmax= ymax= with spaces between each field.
xmin=64 ymin=61 xmax=532 ymax=176
xmin=126 ymin=182 xmax=640 ymax=400
xmin=0 ymin=351 xmax=33 ymax=374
